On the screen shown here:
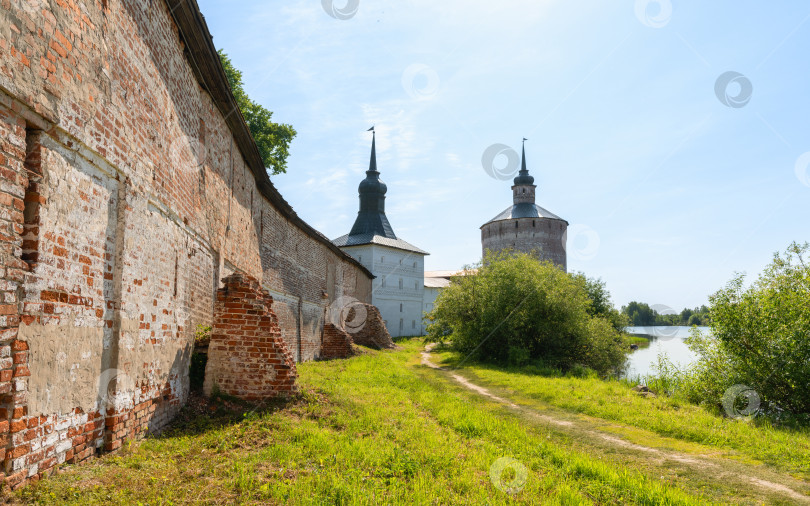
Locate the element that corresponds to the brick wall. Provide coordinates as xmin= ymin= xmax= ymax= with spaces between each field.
xmin=320 ymin=323 xmax=354 ymax=360
xmin=481 ymin=217 xmax=568 ymax=271
xmin=0 ymin=93 xmax=32 ymax=489
xmin=349 ymin=303 xmax=396 ymax=350
xmin=203 ymin=274 xmax=297 ymax=400
xmin=0 ymin=0 xmax=373 ymax=488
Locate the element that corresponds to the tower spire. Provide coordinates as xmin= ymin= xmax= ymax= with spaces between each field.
xmin=367 ymin=126 xmax=377 ymax=173
xmin=348 ymin=128 xmax=396 ymax=239
xmin=520 ymin=137 xmax=527 ymax=174
xmin=513 ymin=137 xmax=534 ymax=186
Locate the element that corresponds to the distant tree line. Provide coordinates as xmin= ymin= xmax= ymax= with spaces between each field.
xmin=620 ymin=301 xmax=709 ymax=327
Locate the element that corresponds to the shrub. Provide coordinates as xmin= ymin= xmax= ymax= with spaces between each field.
xmin=575 ymin=274 xmax=630 ymax=332
xmin=426 ymin=251 xmax=629 ymax=375
xmin=679 ymin=242 xmax=810 ymax=417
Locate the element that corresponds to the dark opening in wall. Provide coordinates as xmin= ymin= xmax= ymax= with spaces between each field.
xmin=21 ymin=128 xmax=43 ymax=270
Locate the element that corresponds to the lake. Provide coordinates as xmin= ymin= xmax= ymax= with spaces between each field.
xmin=624 ymin=326 xmax=711 ymax=378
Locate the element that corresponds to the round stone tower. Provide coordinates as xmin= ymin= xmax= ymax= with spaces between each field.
xmin=480 ymin=141 xmax=568 ymax=270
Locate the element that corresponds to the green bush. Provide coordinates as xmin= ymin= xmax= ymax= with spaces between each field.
xmin=426 ymin=251 xmax=629 ymax=376
xmin=679 ymin=242 xmax=810 ymax=418
xmin=574 ymin=274 xmax=629 ymax=332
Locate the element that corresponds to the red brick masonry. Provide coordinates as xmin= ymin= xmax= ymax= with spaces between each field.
xmin=350 ymin=304 xmax=396 ymax=350
xmin=320 ymin=323 xmax=355 ymax=360
xmin=204 ymin=274 xmax=298 ymax=400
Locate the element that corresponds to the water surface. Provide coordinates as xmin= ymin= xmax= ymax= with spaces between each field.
xmin=624 ymin=326 xmax=710 ymax=378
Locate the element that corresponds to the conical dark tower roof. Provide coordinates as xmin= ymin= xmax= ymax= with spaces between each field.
xmin=333 ymin=129 xmax=429 ymax=255
xmin=513 ymin=139 xmax=535 ymax=185
xmin=348 ymin=130 xmax=396 ymax=238
xmin=482 ymin=139 xmax=568 ymax=226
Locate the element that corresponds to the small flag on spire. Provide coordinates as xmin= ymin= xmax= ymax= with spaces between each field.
xmin=367 ymin=126 xmax=375 ymax=132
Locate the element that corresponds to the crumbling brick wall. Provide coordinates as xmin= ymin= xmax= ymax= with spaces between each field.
xmin=350 ymin=304 xmax=397 ymax=350
xmin=320 ymin=323 xmax=355 ymax=360
xmin=204 ymin=274 xmax=297 ymax=400
xmin=0 ymin=0 xmax=373 ymax=488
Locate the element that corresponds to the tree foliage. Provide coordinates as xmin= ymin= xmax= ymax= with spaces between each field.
xmin=575 ymin=274 xmax=629 ymax=332
xmin=218 ymin=50 xmax=296 ymax=176
xmin=426 ymin=251 xmax=629 ymax=376
xmin=621 ymin=301 xmax=710 ymax=326
xmin=679 ymin=242 xmax=810 ymax=417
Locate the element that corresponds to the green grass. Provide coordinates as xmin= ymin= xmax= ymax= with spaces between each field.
xmin=432 ymin=345 xmax=810 ymax=480
xmin=17 ymin=339 xmax=703 ymax=505
xmin=626 ymin=334 xmax=651 ymax=346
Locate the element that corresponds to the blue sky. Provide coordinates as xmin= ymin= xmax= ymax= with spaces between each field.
xmin=197 ymin=0 xmax=810 ymax=310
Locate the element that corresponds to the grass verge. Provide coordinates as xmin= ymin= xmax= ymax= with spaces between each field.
xmin=431 ymin=345 xmax=810 ymax=481
xmin=16 ymin=340 xmax=703 ymax=505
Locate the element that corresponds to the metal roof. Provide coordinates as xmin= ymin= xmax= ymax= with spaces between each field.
xmin=482 ymin=203 xmax=568 ymax=227
xmin=513 ymin=141 xmax=535 ymax=185
xmin=336 ymin=131 xmax=429 ymax=256
xmin=424 ymin=277 xmax=451 ymax=288
xmin=333 ymin=233 xmax=429 ymax=255
xmin=425 ymin=269 xmax=477 ymax=279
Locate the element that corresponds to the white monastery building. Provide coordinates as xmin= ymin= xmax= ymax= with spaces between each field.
xmin=334 ymin=130 xmax=429 ymax=337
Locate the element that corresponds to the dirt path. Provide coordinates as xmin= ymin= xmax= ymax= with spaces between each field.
xmin=420 ymin=344 xmax=810 ymax=504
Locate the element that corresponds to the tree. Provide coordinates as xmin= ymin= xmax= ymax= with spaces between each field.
xmin=682 ymin=242 xmax=810 ymax=417
xmin=575 ymin=274 xmax=628 ymax=332
xmin=622 ymin=301 xmax=655 ymax=326
xmin=218 ymin=50 xmax=296 ymax=176
xmin=426 ymin=251 xmax=629 ymax=376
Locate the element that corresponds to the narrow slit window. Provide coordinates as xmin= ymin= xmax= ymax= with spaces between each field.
xmin=22 ymin=128 xmax=43 ymax=270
